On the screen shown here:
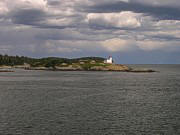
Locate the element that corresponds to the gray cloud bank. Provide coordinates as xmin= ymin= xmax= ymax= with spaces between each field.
xmin=0 ymin=0 xmax=180 ymax=63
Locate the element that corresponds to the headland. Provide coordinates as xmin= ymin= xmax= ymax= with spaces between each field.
xmin=0 ymin=55 xmax=156 ymax=73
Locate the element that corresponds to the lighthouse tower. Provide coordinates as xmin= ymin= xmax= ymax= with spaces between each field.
xmin=104 ymin=56 xmax=113 ymax=64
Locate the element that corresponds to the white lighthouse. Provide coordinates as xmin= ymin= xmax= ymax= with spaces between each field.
xmin=104 ymin=56 xmax=113 ymax=64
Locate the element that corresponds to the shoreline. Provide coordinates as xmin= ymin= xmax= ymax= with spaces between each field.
xmin=0 ymin=64 xmax=157 ymax=73
xmin=0 ymin=70 xmax=14 ymax=72
xmin=0 ymin=69 xmax=156 ymax=73
xmin=24 ymin=68 xmax=156 ymax=73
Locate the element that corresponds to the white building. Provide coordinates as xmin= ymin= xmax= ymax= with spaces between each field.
xmin=104 ymin=56 xmax=113 ymax=64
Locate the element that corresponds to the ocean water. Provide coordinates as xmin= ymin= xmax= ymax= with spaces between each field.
xmin=0 ymin=65 xmax=180 ymax=135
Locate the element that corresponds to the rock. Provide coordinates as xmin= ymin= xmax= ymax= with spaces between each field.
xmin=13 ymin=63 xmax=31 ymax=69
xmin=55 ymin=65 xmax=82 ymax=71
xmin=128 ymin=69 xmax=156 ymax=73
xmin=0 ymin=70 xmax=14 ymax=72
xmin=26 ymin=67 xmax=49 ymax=70
xmin=106 ymin=64 xmax=130 ymax=71
xmin=90 ymin=60 xmax=96 ymax=64
xmin=80 ymin=62 xmax=85 ymax=65
xmin=90 ymin=66 xmax=109 ymax=71
xmin=0 ymin=65 xmax=12 ymax=69
xmin=61 ymin=63 xmax=68 ymax=66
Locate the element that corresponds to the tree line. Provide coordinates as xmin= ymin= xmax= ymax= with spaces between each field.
xmin=0 ymin=54 xmax=35 ymax=66
xmin=0 ymin=54 xmax=105 ymax=67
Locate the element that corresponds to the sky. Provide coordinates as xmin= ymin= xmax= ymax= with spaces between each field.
xmin=0 ymin=0 xmax=180 ymax=64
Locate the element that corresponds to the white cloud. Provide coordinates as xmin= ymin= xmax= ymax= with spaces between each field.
xmin=0 ymin=1 xmax=8 ymax=15
xmin=6 ymin=0 xmax=47 ymax=10
xmin=137 ymin=40 xmax=167 ymax=51
xmin=136 ymin=40 xmax=180 ymax=52
xmin=87 ymin=11 xmax=142 ymax=28
xmin=101 ymin=38 xmax=136 ymax=52
xmin=101 ymin=37 xmax=180 ymax=52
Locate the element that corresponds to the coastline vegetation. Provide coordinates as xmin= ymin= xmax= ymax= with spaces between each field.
xmin=0 ymin=54 xmax=107 ymax=69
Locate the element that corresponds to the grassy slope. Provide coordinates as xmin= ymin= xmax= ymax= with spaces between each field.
xmin=31 ymin=57 xmax=106 ymax=68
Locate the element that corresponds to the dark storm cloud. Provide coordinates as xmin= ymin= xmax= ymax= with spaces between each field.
xmin=86 ymin=1 xmax=180 ymax=20
xmin=47 ymin=0 xmax=61 ymax=6
xmin=36 ymin=31 xmax=80 ymax=41
xmin=9 ymin=8 xmax=76 ymax=29
xmin=9 ymin=8 xmax=71 ymax=29
xmin=151 ymin=35 xmax=180 ymax=41
xmin=10 ymin=9 xmax=46 ymax=26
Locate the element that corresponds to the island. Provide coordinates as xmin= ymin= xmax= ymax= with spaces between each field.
xmin=0 ymin=54 xmax=156 ymax=73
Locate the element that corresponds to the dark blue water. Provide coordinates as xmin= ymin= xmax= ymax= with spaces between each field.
xmin=0 ymin=65 xmax=180 ymax=135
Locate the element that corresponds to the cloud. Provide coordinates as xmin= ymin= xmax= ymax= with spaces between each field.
xmin=41 ymin=40 xmax=106 ymax=55
xmin=0 ymin=1 xmax=8 ymax=15
xmin=87 ymin=1 xmax=180 ymax=20
xmin=6 ymin=0 xmax=47 ymax=10
xmin=137 ymin=40 xmax=180 ymax=51
xmin=0 ymin=0 xmax=179 ymax=63
xmin=0 ymin=45 xmax=13 ymax=54
xmin=86 ymin=11 xmax=141 ymax=29
xmin=131 ymin=0 xmax=180 ymax=7
xmin=1 ymin=0 xmax=86 ymax=29
xmin=101 ymin=36 xmax=180 ymax=52
xmin=101 ymin=38 xmax=136 ymax=52
xmin=10 ymin=9 xmax=46 ymax=26
xmin=137 ymin=40 xmax=167 ymax=51
xmin=44 ymin=41 xmax=81 ymax=53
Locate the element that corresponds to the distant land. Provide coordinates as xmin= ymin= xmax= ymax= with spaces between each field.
xmin=0 ymin=54 xmax=155 ymax=73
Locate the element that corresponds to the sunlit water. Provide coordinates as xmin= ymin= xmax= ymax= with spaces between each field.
xmin=0 ymin=65 xmax=180 ymax=135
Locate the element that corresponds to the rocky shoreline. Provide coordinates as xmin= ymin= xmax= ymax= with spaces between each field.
xmin=23 ymin=64 xmax=156 ymax=73
xmin=0 ymin=61 xmax=156 ymax=73
xmin=0 ymin=70 xmax=14 ymax=72
xmin=0 ymin=67 xmax=156 ymax=73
